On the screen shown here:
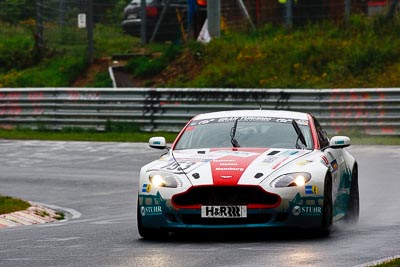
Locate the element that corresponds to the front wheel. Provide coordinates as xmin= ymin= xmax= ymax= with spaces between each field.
xmin=137 ymin=201 xmax=168 ymax=240
xmin=344 ymin=166 xmax=359 ymax=224
xmin=318 ymin=173 xmax=333 ymax=237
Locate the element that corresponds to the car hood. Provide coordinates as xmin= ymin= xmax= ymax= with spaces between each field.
xmin=147 ymin=148 xmax=312 ymax=186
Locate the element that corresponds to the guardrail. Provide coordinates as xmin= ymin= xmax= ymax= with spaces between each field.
xmin=0 ymin=88 xmax=399 ymax=136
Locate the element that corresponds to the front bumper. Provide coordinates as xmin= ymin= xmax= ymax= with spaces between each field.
xmin=138 ymin=189 xmax=324 ymax=230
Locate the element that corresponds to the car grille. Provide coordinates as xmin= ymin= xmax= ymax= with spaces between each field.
xmin=172 ymin=186 xmax=281 ymax=208
xmin=179 ymin=213 xmax=273 ymax=225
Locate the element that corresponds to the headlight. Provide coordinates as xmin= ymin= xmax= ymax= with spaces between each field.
xmin=149 ymin=172 xmax=182 ymax=188
xmin=270 ymin=172 xmax=311 ymax=188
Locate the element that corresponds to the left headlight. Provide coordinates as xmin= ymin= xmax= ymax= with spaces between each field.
xmin=270 ymin=172 xmax=311 ymax=188
xmin=148 ymin=171 xmax=183 ymax=188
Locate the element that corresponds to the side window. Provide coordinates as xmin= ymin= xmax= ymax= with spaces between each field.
xmin=313 ymin=117 xmax=329 ymax=148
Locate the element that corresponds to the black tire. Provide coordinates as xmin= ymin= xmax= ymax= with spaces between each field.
xmin=319 ymin=173 xmax=333 ymax=237
xmin=344 ymin=165 xmax=360 ymax=224
xmin=137 ymin=201 xmax=168 ymax=240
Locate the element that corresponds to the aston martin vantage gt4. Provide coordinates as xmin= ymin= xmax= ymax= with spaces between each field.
xmin=137 ymin=110 xmax=359 ymax=238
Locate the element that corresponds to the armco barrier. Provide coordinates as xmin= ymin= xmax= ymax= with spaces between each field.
xmin=0 ymin=88 xmax=399 ymax=135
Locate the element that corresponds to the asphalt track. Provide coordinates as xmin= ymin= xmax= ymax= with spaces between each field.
xmin=0 ymin=140 xmax=399 ymax=267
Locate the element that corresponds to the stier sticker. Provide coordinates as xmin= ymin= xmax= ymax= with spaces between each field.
xmin=141 ymin=205 xmax=162 ymax=216
xmin=289 ymin=193 xmax=323 ymax=216
xmin=139 ymin=192 xmax=168 ymax=217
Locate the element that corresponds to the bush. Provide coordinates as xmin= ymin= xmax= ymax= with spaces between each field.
xmin=0 ymin=54 xmax=87 ymax=87
xmin=0 ymin=23 xmax=35 ymax=72
xmin=126 ymin=44 xmax=181 ymax=77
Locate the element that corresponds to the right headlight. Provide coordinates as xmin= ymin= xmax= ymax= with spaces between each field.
xmin=270 ymin=172 xmax=311 ymax=188
xmin=148 ymin=171 xmax=182 ymax=188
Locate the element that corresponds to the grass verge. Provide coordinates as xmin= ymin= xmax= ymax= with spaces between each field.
xmin=0 ymin=128 xmax=399 ymax=145
xmin=373 ymin=258 xmax=400 ymax=267
xmin=0 ymin=128 xmax=178 ymax=143
xmin=0 ymin=195 xmax=30 ymax=215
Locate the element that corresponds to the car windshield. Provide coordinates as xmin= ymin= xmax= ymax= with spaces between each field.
xmin=174 ymin=116 xmax=313 ymax=150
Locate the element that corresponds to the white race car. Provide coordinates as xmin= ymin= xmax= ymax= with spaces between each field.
xmin=137 ymin=110 xmax=359 ymax=238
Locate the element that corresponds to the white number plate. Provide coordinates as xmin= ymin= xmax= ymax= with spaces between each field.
xmin=201 ymin=206 xmax=247 ymax=218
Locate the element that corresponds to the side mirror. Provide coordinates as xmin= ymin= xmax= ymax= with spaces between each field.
xmin=149 ymin=137 xmax=167 ymax=149
xmin=329 ymin=136 xmax=351 ymax=149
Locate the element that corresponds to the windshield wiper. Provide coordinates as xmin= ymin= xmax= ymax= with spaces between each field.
xmin=292 ymin=119 xmax=307 ymax=149
xmin=230 ymin=118 xmax=240 ymax=148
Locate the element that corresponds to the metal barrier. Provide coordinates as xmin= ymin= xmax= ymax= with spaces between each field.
xmin=0 ymin=88 xmax=399 ymax=136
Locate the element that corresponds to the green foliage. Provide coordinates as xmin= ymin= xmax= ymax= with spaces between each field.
xmin=95 ymin=0 xmax=128 ymax=24
xmin=0 ymin=0 xmax=35 ymax=24
xmin=0 ymin=195 xmax=30 ymax=215
xmin=0 ymin=54 xmax=87 ymax=87
xmin=93 ymin=24 xmax=140 ymax=57
xmin=0 ymin=23 xmax=35 ymax=72
xmin=171 ymin=15 xmax=400 ymax=89
xmin=126 ymin=44 xmax=181 ymax=77
xmin=88 ymin=71 xmax=113 ymax=87
xmin=0 ymin=128 xmax=178 ymax=143
xmin=105 ymin=120 xmax=141 ymax=133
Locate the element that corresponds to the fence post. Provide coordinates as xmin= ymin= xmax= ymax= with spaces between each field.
xmin=207 ymin=0 xmax=221 ymax=37
xmin=140 ymin=0 xmax=147 ymax=44
xmin=35 ymin=0 xmax=44 ymax=60
xmin=345 ymin=0 xmax=351 ymax=24
xmin=237 ymin=0 xmax=256 ymax=31
xmin=150 ymin=0 xmax=171 ymax=43
xmin=87 ymin=0 xmax=94 ymax=64
xmin=285 ymin=0 xmax=293 ymax=28
xmin=386 ymin=0 xmax=399 ymax=19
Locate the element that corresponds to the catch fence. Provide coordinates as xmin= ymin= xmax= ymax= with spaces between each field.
xmin=0 ymin=88 xmax=398 ymax=136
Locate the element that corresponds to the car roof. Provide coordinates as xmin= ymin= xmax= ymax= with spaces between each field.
xmin=193 ymin=110 xmax=309 ymax=121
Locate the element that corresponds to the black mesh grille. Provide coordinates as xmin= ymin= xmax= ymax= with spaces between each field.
xmin=179 ymin=214 xmax=273 ymax=225
xmin=172 ymin=186 xmax=280 ymax=207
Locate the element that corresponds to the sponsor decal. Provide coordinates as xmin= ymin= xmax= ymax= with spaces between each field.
xmin=289 ymin=193 xmax=323 ymax=217
xmin=190 ymin=117 xmax=309 ymax=126
xmin=139 ymin=192 xmax=169 ymax=217
xmin=215 ymin=167 xmax=245 ymax=172
xmin=262 ymin=150 xmax=308 ymax=169
xmin=292 ymin=205 xmax=322 ymax=216
xmin=263 ymin=156 xmax=279 ymax=164
xmin=141 ymin=205 xmax=162 ymax=216
xmin=272 ymin=157 xmax=289 ymax=170
xmin=292 ymin=206 xmax=301 ymax=216
xmin=296 ymin=160 xmax=313 ymax=166
xmin=201 ymin=206 xmax=247 ymax=218
xmin=321 ymin=155 xmax=329 ymax=166
xmin=211 ymin=153 xmax=261 ymax=185
xmin=305 ymin=185 xmax=318 ymax=195
xmin=331 ymin=159 xmax=338 ymax=173
xmin=142 ymin=184 xmax=151 ymax=193
xmin=211 ymin=150 xmax=257 ymax=157
xmin=278 ymin=150 xmax=299 ymax=156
